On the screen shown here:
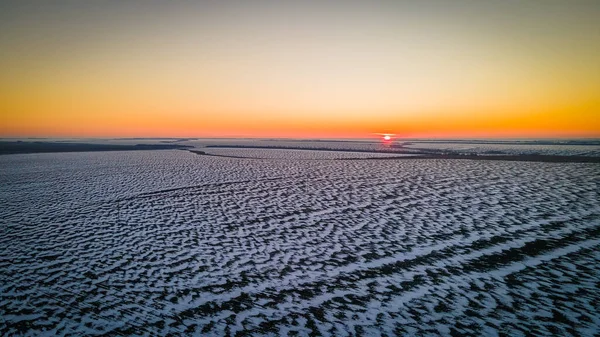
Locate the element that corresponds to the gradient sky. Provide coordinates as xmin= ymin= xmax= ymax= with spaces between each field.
xmin=1 ymin=0 xmax=599 ymax=138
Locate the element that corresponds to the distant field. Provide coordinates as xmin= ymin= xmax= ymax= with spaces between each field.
xmin=0 ymin=141 xmax=191 ymax=155
xmin=191 ymin=138 xmax=600 ymax=157
xmin=2 ymin=138 xmax=599 ymax=158
xmin=1 ymin=142 xmax=599 ymax=336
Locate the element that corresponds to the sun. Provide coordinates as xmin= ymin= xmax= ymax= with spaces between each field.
xmin=374 ymin=133 xmax=395 ymax=141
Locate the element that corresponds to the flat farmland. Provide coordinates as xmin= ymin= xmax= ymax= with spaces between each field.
xmin=1 ymin=149 xmax=599 ymax=336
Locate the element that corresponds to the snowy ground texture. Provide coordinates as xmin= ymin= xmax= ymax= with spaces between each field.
xmin=1 ymin=148 xmax=600 ymax=336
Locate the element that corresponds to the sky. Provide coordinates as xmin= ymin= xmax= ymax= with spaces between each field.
xmin=1 ymin=0 xmax=599 ymax=139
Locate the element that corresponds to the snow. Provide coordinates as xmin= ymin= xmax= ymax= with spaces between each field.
xmin=1 ymin=147 xmax=599 ymax=336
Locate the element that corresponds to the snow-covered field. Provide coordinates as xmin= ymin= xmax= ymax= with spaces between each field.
xmin=401 ymin=142 xmax=600 ymax=157
xmin=185 ymin=138 xmax=600 ymax=157
xmin=200 ymin=148 xmax=417 ymax=160
xmin=1 ymin=149 xmax=599 ymax=336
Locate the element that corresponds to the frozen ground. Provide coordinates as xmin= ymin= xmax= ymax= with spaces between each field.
xmin=1 ymin=148 xmax=599 ymax=336
xmin=4 ymin=137 xmax=598 ymax=157
xmin=198 ymin=148 xmax=417 ymax=160
xmin=400 ymin=142 xmax=600 ymax=157
xmin=185 ymin=138 xmax=600 ymax=157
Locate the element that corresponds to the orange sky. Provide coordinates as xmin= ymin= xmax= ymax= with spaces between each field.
xmin=1 ymin=1 xmax=599 ymax=139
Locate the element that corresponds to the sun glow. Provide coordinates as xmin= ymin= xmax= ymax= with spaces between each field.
xmin=0 ymin=2 xmax=598 ymax=138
